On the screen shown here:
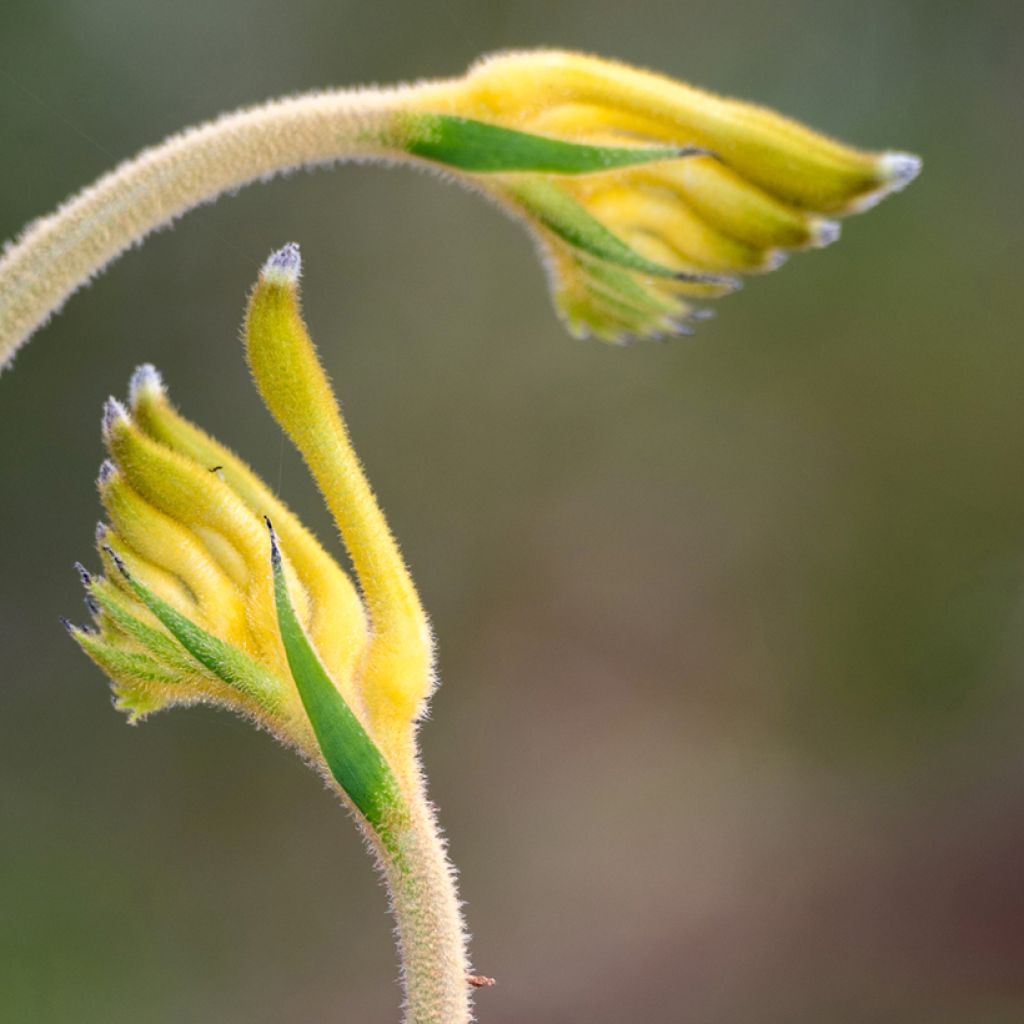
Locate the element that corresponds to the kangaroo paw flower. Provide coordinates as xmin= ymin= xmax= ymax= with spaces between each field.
xmin=1 ymin=50 xmax=920 ymax=366
xmin=67 ymin=252 xmax=436 ymax=798
xmin=64 ymin=245 xmax=471 ymax=1023
xmin=389 ymin=50 xmax=922 ymax=343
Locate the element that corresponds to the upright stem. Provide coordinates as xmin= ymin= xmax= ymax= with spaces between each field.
xmin=378 ymin=783 xmax=472 ymax=1024
xmin=246 ymin=246 xmax=470 ymax=1020
xmin=0 ymin=78 xmax=456 ymax=371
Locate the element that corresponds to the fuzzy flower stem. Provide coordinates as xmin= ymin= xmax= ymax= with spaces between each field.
xmin=0 ymin=81 xmax=454 ymax=371
xmin=249 ymin=247 xmax=471 ymax=1021
xmin=377 ymin=788 xmax=472 ymax=1024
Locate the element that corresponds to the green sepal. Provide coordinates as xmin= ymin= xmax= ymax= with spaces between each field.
xmin=111 ymin=683 xmax=177 ymax=722
xmin=512 ymin=178 xmax=729 ymax=281
xmin=581 ymin=257 xmax=680 ymax=316
xmin=71 ymin=629 xmax=182 ymax=685
xmin=105 ymin=547 xmax=283 ymax=714
xmin=267 ymin=520 xmax=401 ymax=831
xmin=88 ymin=577 xmax=202 ymax=674
xmin=399 ymin=112 xmax=702 ymax=174
xmin=65 ymin=624 xmax=185 ymax=722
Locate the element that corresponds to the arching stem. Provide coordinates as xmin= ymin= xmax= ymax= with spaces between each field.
xmin=0 ymin=79 xmax=456 ymax=371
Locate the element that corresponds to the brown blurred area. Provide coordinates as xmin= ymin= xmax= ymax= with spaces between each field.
xmin=2 ymin=1 xmax=1023 ymax=1021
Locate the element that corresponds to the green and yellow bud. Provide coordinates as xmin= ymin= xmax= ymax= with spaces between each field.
xmin=245 ymin=243 xmax=435 ymax=774
xmin=0 ymin=48 xmax=921 ymax=369
xmin=66 ymin=244 xmax=436 ymax=829
xmin=386 ymin=49 xmax=921 ymax=343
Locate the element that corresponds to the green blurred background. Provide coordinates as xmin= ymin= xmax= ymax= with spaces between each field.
xmin=2 ymin=1 xmax=1022 ymax=1021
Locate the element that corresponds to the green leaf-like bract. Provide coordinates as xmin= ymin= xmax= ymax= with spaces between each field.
xmin=401 ymin=113 xmax=694 ymax=174
xmin=113 ymin=556 xmax=284 ymax=713
xmin=89 ymin=578 xmax=200 ymax=673
xmin=268 ymin=523 xmax=401 ymax=831
xmin=510 ymin=178 xmax=714 ymax=280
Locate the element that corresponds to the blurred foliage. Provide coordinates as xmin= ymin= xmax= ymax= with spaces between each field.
xmin=2 ymin=1 xmax=1023 ymax=1021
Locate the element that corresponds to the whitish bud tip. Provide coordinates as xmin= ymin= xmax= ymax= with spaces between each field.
xmin=262 ymin=243 xmax=302 ymax=285
xmin=60 ymin=616 xmax=78 ymax=635
xmin=98 ymin=459 xmax=117 ymax=485
xmin=666 ymin=319 xmax=696 ymax=337
xmin=674 ymin=270 xmax=742 ymax=292
xmin=811 ymin=219 xmax=842 ymax=248
xmin=128 ymin=364 xmax=165 ymax=407
xmin=879 ymin=152 xmax=922 ymax=192
xmin=95 ymin=522 xmax=108 ymax=544
xmin=102 ymin=396 xmax=129 ymax=435
xmin=74 ymin=562 xmax=92 ymax=586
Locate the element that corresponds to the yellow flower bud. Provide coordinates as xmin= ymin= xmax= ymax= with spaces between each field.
xmin=66 ymin=245 xmax=434 ymax=803
xmin=2 ymin=48 xmax=920 ymax=366
xmin=245 ymin=243 xmax=434 ymax=774
xmin=394 ymin=49 xmax=921 ymax=342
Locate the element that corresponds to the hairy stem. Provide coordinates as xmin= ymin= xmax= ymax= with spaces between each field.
xmin=378 ymin=783 xmax=472 ymax=1024
xmin=0 ymin=79 xmax=455 ymax=372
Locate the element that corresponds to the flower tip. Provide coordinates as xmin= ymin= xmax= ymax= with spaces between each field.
xmin=101 ymin=396 xmax=129 ymax=436
xmin=263 ymin=515 xmax=282 ymax=567
xmin=60 ymin=615 xmax=87 ymax=637
xmin=673 ymin=145 xmax=717 ymax=161
xmin=128 ymin=363 xmax=165 ymax=408
xmin=879 ymin=151 xmax=922 ymax=192
xmin=103 ymin=544 xmax=130 ymax=579
xmin=95 ymin=521 xmax=108 ymax=544
xmin=97 ymin=459 xmax=117 ymax=486
xmin=810 ymin=219 xmax=842 ymax=248
xmin=261 ymin=243 xmax=302 ymax=286
xmin=74 ymin=561 xmax=91 ymax=586
xmin=845 ymin=152 xmax=923 ymax=213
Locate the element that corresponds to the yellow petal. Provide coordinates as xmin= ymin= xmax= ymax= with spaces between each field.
xmin=452 ymin=50 xmax=919 ymax=212
xmin=98 ymin=462 xmax=249 ymax=645
xmin=245 ymin=244 xmax=433 ymax=768
xmin=128 ymin=365 xmax=369 ymax=701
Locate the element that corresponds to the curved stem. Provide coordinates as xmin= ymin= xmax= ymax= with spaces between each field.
xmin=0 ymin=77 xmax=456 ymax=372
xmin=378 ymin=782 xmax=472 ymax=1024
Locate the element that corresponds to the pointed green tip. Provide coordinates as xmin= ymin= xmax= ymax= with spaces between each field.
xmin=400 ymin=113 xmax=698 ymax=175
xmin=268 ymin=524 xmax=401 ymax=830
xmin=264 ymin=515 xmax=282 ymax=570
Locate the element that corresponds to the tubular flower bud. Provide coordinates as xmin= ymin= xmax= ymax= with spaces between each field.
xmin=388 ymin=50 xmax=921 ymax=342
xmin=65 ymin=245 xmax=436 ymax=823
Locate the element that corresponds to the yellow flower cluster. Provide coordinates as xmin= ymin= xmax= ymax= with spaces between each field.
xmin=400 ymin=50 xmax=921 ymax=341
xmin=67 ymin=246 xmax=432 ymax=787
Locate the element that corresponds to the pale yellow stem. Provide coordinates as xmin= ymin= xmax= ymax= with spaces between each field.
xmin=0 ymin=77 xmax=459 ymax=372
xmin=246 ymin=250 xmax=467 ymax=1023
xmin=376 ymin=784 xmax=472 ymax=1024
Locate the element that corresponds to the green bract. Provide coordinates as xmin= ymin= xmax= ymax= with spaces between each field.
xmin=269 ymin=519 xmax=401 ymax=831
xmin=398 ymin=112 xmax=706 ymax=173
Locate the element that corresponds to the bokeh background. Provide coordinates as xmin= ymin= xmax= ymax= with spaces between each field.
xmin=2 ymin=1 xmax=1023 ymax=1021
